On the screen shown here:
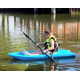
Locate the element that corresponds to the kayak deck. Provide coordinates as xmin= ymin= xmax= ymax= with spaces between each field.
xmin=8 ymin=49 xmax=77 ymax=60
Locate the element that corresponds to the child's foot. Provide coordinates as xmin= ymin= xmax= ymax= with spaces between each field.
xmin=21 ymin=50 xmax=31 ymax=55
xmin=25 ymin=51 xmax=30 ymax=55
xmin=21 ymin=50 xmax=26 ymax=55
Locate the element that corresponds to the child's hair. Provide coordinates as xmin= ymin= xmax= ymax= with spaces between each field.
xmin=45 ymin=30 xmax=52 ymax=35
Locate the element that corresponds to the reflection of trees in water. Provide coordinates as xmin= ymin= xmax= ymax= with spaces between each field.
xmin=1 ymin=14 xmax=80 ymax=50
xmin=2 ymin=14 xmax=80 ymax=42
xmin=43 ymin=61 xmax=58 ymax=71
xmin=25 ymin=64 xmax=43 ymax=71
xmin=25 ymin=61 xmax=58 ymax=71
xmin=1 ymin=14 xmax=80 ymax=51
xmin=51 ymin=22 xmax=80 ymax=41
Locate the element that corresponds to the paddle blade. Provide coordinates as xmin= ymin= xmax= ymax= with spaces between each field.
xmin=23 ymin=32 xmax=29 ymax=38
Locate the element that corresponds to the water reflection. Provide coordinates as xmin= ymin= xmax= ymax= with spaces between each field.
xmin=51 ymin=22 xmax=80 ymax=41
xmin=9 ymin=16 xmax=14 ymax=32
xmin=9 ymin=58 xmax=76 ymax=71
xmin=51 ymin=14 xmax=56 ymax=22
xmin=15 ymin=17 xmax=20 ymax=28
xmin=9 ymin=59 xmax=58 ymax=71
xmin=1 ymin=14 xmax=80 ymax=43
xmin=1 ymin=14 xmax=80 ymax=44
xmin=43 ymin=61 xmax=58 ymax=71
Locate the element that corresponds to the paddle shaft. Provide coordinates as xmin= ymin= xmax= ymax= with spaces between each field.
xmin=22 ymin=31 xmax=54 ymax=62
xmin=23 ymin=32 xmax=43 ymax=52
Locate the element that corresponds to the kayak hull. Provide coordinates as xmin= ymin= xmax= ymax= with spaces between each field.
xmin=8 ymin=49 xmax=77 ymax=60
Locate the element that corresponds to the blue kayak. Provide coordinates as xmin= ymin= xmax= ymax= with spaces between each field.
xmin=8 ymin=49 xmax=77 ymax=60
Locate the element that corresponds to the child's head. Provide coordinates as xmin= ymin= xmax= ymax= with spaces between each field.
xmin=45 ymin=30 xmax=52 ymax=39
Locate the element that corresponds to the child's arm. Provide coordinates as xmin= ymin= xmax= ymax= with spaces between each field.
xmin=46 ymin=41 xmax=54 ymax=51
xmin=36 ymin=42 xmax=46 ymax=46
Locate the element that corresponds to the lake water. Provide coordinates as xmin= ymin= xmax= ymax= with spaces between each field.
xmin=0 ymin=13 xmax=80 ymax=71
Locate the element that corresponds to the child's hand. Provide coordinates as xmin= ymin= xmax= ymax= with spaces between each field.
xmin=36 ymin=43 xmax=40 ymax=47
xmin=43 ymin=50 xmax=47 ymax=53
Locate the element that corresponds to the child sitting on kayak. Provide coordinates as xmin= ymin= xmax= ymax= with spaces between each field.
xmin=22 ymin=30 xmax=58 ymax=55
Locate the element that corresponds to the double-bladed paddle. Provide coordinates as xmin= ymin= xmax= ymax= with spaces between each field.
xmin=22 ymin=31 xmax=54 ymax=62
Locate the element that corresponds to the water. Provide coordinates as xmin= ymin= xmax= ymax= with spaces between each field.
xmin=0 ymin=13 xmax=80 ymax=71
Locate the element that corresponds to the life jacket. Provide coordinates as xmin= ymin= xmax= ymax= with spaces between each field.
xmin=44 ymin=35 xmax=58 ymax=53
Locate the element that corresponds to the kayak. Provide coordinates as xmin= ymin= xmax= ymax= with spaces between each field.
xmin=8 ymin=49 xmax=77 ymax=60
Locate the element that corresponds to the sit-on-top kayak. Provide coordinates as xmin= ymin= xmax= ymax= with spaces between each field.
xmin=8 ymin=49 xmax=77 ymax=60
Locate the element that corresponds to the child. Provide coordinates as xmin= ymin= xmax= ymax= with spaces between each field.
xmin=23 ymin=30 xmax=58 ymax=55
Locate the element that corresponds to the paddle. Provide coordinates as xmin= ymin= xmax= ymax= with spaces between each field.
xmin=22 ymin=31 xmax=54 ymax=62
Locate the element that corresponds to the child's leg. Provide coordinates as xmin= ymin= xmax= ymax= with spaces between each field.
xmin=25 ymin=50 xmax=42 ymax=55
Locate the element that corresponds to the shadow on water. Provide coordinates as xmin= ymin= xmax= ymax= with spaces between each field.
xmin=9 ymin=57 xmax=76 ymax=71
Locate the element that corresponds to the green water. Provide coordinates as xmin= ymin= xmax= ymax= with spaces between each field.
xmin=0 ymin=13 xmax=80 ymax=71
